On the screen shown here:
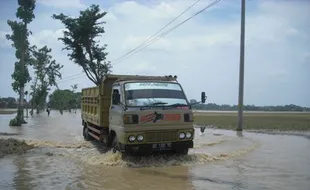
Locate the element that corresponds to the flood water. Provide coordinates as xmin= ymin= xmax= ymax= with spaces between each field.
xmin=0 ymin=110 xmax=310 ymax=190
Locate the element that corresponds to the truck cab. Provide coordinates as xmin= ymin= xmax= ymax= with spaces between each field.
xmin=81 ymin=74 xmax=206 ymax=155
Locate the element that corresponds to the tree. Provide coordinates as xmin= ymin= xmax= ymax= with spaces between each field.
xmin=30 ymin=45 xmax=63 ymax=114
xmin=6 ymin=0 xmax=36 ymax=126
xmin=190 ymin=99 xmax=197 ymax=104
xmin=52 ymin=4 xmax=112 ymax=86
xmin=70 ymin=84 xmax=78 ymax=113
xmin=48 ymin=88 xmax=81 ymax=114
xmin=0 ymin=97 xmax=17 ymax=108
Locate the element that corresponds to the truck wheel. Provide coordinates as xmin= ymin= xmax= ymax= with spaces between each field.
xmin=111 ymin=136 xmax=120 ymax=153
xmin=84 ymin=127 xmax=91 ymax=141
xmin=107 ymin=134 xmax=113 ymax=148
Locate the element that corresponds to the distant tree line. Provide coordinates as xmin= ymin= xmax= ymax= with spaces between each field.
xmin=0 ymin=97 xmax=28 ymax=109
xmin=189 ymin=99 xmax=310 ymax=112
xmin=1 ymin=91 xmax=81 ymax=114
xmin=2 ymin=96 xmax=308 ymax=112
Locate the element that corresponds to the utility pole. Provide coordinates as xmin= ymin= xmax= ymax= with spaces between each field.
xmin=237 ymin=0 xmax=246 ymax=131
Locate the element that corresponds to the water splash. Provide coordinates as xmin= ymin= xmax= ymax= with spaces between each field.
xmin=25 ymin=139 xmax=93 ymax=149
xmin=68 ymin=141 xmax=261 ymax=168
xmin=194 ymin=139 xmax=228 ymax=149
xmin=0 ymin=135 xmax=260 ymax=168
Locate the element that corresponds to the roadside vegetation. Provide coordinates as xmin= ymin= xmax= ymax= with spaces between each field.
xmin=48 ymin=85 xmax=81 ymax=114
xmin=6 ymin=0 xmax=36 ymax=126
xmin=0 ymin=138 xmax=34 ymax=158
xmin=29 ymin=45 xmax=63 ymax=115
xmin=4 ymin=2 xmax=112 ymax=125
xmin=52 ymin=4 xmax=112 ymax=86
xmin=194 ymin=112 xmax=310 ymax=131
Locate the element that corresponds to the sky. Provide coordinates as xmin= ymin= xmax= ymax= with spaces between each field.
xmin=0 ymin=0 xmax=309 ymax=107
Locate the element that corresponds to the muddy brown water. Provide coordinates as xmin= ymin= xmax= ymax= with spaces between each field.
xmin=0 ymin=110 xmax=310 ymax=190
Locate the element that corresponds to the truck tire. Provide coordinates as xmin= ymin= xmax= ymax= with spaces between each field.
xmin=111 ymin=136 xmax=120 ymax=153
xmin=83 ymin=127 xmax=92 ymax=141
xmin=107 ymin=134 xmax=113 ymax=148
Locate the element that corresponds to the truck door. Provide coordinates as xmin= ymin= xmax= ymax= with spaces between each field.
xmin=109 ymin=85 xmax=124 ymax=128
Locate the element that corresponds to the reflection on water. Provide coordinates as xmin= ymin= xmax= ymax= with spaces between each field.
xmin=0 ymin=110 xmax=310 ymax=190
xmin=13 ymin=156 xmax=35 ymax=190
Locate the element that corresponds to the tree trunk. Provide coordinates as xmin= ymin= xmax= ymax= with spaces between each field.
xmin=15 ymin=23 xmax=28 ymax=125
xmin=16 ymin=52 xmax=25 ymax=125
xmin=16 ymin=89 xmax=23 ymax=126
xmin=31 ymin=77 xmax=38 ymax=115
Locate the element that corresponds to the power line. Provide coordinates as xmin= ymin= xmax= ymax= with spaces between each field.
xmin=55 ymin=0 xmax=221 ymax=84
xmin=110 ymin=0 xmax=202 ymax=64
xmin=54 ymin=0 xmax=205 ymax=83
xmin=56 ymin=72 xmax=84 ymax=83
xmin=112 ymin=0 xmax=221 ymax=66
xmin=57 ymin=73 xmax=85 ymax=84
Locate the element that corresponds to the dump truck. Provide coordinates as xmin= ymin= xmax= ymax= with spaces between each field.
xmin=81 ymin=74 xmax=207 ymax=155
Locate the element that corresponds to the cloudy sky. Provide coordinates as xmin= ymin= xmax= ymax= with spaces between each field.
xmin=0 ymin=0 xmax=309 ymax=106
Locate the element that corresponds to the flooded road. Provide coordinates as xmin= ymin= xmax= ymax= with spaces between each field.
xmin=0 ymin=110 xmax=310 ymax=190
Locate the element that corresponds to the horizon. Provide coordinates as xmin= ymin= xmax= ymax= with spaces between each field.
xmin=0 ymin=94 xmax=309 ymax=108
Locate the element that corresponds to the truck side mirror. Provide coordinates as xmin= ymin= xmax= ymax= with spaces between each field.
xmin=201 ymin=92 xmax=207 ymax=103
xmin=112 ymin=93 xmax=120 ymax=105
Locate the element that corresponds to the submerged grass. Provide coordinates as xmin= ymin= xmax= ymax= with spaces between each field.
xmin=193 ymin=112 xmax=310 ymax=131
xmin=0 ymin=138 xmax=34 ymax=158
xmin=0 ymin=109 xmax=17 ymax=115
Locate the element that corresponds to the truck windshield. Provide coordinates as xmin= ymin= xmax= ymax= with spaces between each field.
xmin=124 ymin=82 xmax=188 ymax=107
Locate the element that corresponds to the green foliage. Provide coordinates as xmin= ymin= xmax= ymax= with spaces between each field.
xmin=48 ymin=88 xmax=82 ymax=113
xmin=52 ymin=4 xmax=112 ymax=86
xmin=30 ymin=45 xmax=63 ymax=112
xmin=6 ymin=21 xmax=33 ymax=93
xmin=0 ymin=97 xmax=18 ymax=108
xmin=6 ymin=0 xmax=36 ymax=126
xmin=9 ymin=117 xmax=19 ymax=126
xmin=17 ymin=0 xmax=36 ymax=24
xmin=190 ymin=99 xmax=310 ymax=112
xmin=11 ymin=61 xmax=31 ymax=93
xmin=32 ymin=45 xmax=63 ymax=87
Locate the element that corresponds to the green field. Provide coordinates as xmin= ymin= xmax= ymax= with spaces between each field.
xmin=193 ymin=111 xmax=310 ymax=131
xmin=1 ymin=109 xmax=309 ymax=131
xmin=0 ymin=109 xmax=17 ymax=115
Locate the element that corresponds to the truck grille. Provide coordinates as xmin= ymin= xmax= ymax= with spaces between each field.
xmin=146 ymin=131 xmax=177 ymax=142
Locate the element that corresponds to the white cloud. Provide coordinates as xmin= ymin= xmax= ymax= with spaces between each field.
xmin=0 ymin=0 xmax=309 ymax=106
xmin=37 ymin=0 xmax=86 ymax=9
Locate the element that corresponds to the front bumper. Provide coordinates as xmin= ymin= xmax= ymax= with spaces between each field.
xmin=122 ymin=129 xmax=195 ymax=145
xmin=120 ymin=140 xmax=193 ymax=153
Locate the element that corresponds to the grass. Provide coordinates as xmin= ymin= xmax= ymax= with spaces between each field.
xmin=193 ymin=111 xmax=310 ymax=131
xmin=0 ymin=109 xmax=17 ymax=115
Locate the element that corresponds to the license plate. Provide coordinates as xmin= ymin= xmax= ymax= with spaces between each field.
xmin=152 ymin=143 xmax=172 ymax=150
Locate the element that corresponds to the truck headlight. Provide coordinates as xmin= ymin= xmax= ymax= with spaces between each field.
xmin=137 ymin=134 xmax=144 ymax=142
xmin=186 ymin=132 xmax=192 ymax=138
xmin=179 ymin=132 xmax=185 ymax=139
xmin=128 ymin=135 xmax=136 ymax=142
